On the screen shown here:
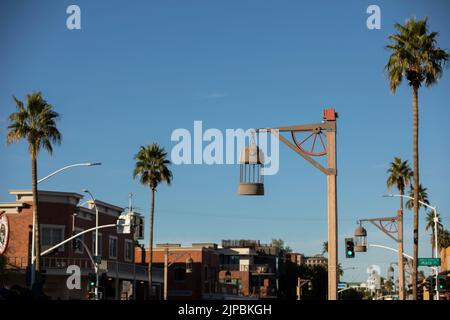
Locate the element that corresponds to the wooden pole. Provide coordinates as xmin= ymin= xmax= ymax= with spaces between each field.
xmin=397 ymin=210 xmax=405 ymax=300
xmin=327 ymin=126 xmax=338 ymax=300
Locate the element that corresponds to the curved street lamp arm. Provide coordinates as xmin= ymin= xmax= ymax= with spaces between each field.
xmin=38 ymin=162 xmax=101 ymax=184
xmin=383 ymin=194 xmax=436 ymax=211
xmin=40 ymin=224 xmax=115 ymax=257
xmin=368 ymin=244 xmax=438 ymax=273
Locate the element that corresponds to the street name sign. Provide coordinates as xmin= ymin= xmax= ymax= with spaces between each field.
xmin=418 ymin=258 xmax=441 ymax=266
xmin=337 ymin=282 xmax=347 ymax=289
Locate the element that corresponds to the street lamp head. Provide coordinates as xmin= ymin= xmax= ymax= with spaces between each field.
xmin=382 ymin=194 xmax=394 ymax=198
xmin=82 ymin=189 xmax=89 ymax=193
xmin=89 ymin=162 xmax=102 ymax=166
xmin=354 ymin=224 xmax=367 ymax=252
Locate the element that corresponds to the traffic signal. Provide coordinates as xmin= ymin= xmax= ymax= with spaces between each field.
xmin=345 ymin=238 xmax=355 ymax=258
xmin=437 ymin=275 xmax=447 ymax=292
xmin=425 ymin=276 xmax=432 ymax=291
xmin=88 ymin=272 xmax=96 ymax=289
xmin=99 ymin=272 xmax=107 ymax=289
xmin=72 ymin=238 xmax=81 ymax=250
xmin=308 ymin=281 xmax=313 ymax=291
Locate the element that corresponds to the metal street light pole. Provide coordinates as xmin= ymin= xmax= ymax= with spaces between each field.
xmin=164 ymin=248 xmax=168 ymax=301
xmin=83 ymin=189 xmax=100 ymax=300
xmin=383 ymin=194 xmax=440 ymax=300
xmin=30 ymin=162 xmax=101 ymax=289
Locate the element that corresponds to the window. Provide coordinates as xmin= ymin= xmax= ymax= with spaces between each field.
xmin=124 ymin=239 xmax=133 ymax=262
xmin=109 ymin=236 xmax=118 ymax=259
xmin=41 ymin=225 xmax=65 ymax=252
xmin=174 ymin=267 xmax=186 ymax=282
xmin=73 ymin=228 xmax=84 ymax=254
xmin=92 ymin=233 xmax=103 ymax=257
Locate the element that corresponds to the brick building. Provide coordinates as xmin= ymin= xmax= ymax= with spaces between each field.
xmin=0 ymin=189 xmax=162 ymax=300
xmin=304 ymin=255 xmax=327 ymax=267
xmin=286 ymin=252 xmax=305 ymax=266
xmin=135 ymin=243 xmax=239 ymax=300
xmin=439 ymin=246 xmax=450 ymax=300
xmin=218 ymin=240 xmax=283 ymax=299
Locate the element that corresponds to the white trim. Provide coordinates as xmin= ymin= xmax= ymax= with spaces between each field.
xmin=109 ymin=235 xmax=118 ymax=259
xmin=124 ymin=239 xmax=133 ymax=262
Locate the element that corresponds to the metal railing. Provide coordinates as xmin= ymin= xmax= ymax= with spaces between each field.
xmin=5 ymin=256 xmax=153 ymax=278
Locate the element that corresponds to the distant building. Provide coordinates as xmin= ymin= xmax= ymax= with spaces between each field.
xmin=135 ymin=239 xmax=286 ymax=300
xmin=286 ymin=252 xmax=305 ymax=266
xmin=439 ymin=246 xmax=450 ymax=300
xmin=0 ymin=189 xmax=160 ymax=300
xmin=304 ymin=255 xmax=327 ymax=267
xmin=135 ymin=243 xmax=239 ymax=300
xmin=218 ymin=239 xmax=283 ymax=299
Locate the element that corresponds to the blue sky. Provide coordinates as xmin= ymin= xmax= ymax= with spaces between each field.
xmin=1 ymin=0 xmax=449 ymax=282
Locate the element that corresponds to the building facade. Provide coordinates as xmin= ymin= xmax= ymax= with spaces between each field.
xmin=135 ymin=243 xmax=238 ymax=299
xmin=218 ymin=240 xmax=283 ymax=299
xmin=0 ymin=189 xmax=162 ymax=300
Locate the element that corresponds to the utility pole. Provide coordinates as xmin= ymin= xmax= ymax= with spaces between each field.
xmin=326 ymin=120 xmax=338 ymax=300
xmin=243 ymin=109 xmax=339 ymax=300
xmin=356 ymin=215 xmax=406 ymax=300
xmin=397 ymin=210 xmax=405 ymax=300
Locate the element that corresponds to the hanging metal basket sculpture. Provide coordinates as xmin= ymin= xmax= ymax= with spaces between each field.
xmin=238 ymin=143 xmax=265 ymax=196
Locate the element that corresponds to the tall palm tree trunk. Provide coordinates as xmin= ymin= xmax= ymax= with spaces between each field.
xmin=398 ymin=192 xmax=405 ymax=300
xmin=148 ymin=187 xmax=155 ymax=299
xmin=412 ymin=84 xmax=420 ymax=300
xmin=32 ymin=156 xmax=41 ymax=273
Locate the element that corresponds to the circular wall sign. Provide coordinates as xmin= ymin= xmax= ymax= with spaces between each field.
xmin=0 ymin=213 xmax=9 ymax=254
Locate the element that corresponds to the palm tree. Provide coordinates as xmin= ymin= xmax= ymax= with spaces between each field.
xmin=6 ymin=92 xmax=61 ymax=274
xmin=405 ymin=184 xmax=429 ymax=210
xmin=322 ymin=241 xmax=328 ymax=256
xmin=133 ymin=143 xmax=172 ymax=299
xmin=425 ymin=210 xmax=441 ymax=258
xmin=386 ymin=157 xmax=411 ymax=300
xmin=437 ymin=229 xmax=450 ymax=250
xmin=386 ymin=17 xmax=449 ymax=299
xmin=386 ymin=157 xmax=412 ymax=211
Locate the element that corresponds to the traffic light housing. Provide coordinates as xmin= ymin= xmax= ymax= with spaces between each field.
xmin=88 ymin=272 xmax=96 ymax=289
xmin=345 ymin=238 xmax=355 ymax=258
xmin=426 ymin=276 xmax=432 ymax=291
xmin=437 ymin=275 xmax=447 ymax=292
xmin=72 ymin=238 xmax=81 ymax=250
xmin=99 ymin=272 xmax=107 ymax=289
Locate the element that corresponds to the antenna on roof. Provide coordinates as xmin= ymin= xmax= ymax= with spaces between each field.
xmin=128 ymin=193 xmax=133 ymax=212
xmin=124 ymin=193 xmax=142 ymax=212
